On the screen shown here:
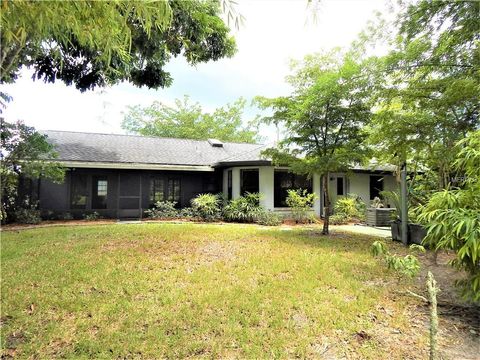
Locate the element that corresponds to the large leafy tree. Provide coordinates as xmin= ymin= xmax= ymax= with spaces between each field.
xmin=122 ymin=96 xmax=261 ymax=143
xmin=0 ymin=120 xmax=64 ymax=222
xmin=1 ymin=0 xmax=236 ymax=91
xmin=256 ymin=51 xmax=373 ymax=234
xmin=367 ymin=0 xmax=479 ymax=191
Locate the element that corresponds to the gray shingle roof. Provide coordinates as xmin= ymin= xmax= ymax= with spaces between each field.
xmin=41 ymin=130 xmax=266 ymax=166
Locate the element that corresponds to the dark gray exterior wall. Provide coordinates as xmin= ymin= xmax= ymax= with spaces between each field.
xmin=38 ymin=168 xmax=222 ymax=219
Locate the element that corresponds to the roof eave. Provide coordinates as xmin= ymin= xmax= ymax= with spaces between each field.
xmin=54 ymin=160 xmax=215 ymax=172
xmin=213 ymin=160 xmax=272 ymax=168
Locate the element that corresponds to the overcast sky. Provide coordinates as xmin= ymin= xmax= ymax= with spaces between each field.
xmin=2 ymin=0 xmax=390 ymax=143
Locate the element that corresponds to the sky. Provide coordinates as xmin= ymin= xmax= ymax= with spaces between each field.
xmin=1 ymin=0 xmax=391 ymax=143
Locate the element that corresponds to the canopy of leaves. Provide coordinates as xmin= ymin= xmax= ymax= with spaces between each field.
xmin=367 ymin=0 xmax=479 ymax=189
xmin=256 ymin=50 xmax=373 ymax=175
xmin=1 ymin=0 xmax=236 ymax=91
xmin=418 ymin=131 xmax=480 ymax=302
xmin=122 ymin=96 xmax=261 ymax=143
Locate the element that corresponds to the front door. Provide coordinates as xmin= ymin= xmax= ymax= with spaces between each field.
xmin=117 ymin=173 xmax=142 ymax=218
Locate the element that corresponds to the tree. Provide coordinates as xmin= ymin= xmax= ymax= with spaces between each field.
xmin=122 ymin=96 xmax=261 ymax=143
xmin=256 ymin=50 xmax=373 ymax=234
xmin=418 ymin=131 xmax=480 ymax=303
xmin=367 ymin=0 xmax=479 ymax=191
xmin=0 ymin=120 xmax=64 ymax=222
xmin=1 ymin=0 xmax=236 ymax=91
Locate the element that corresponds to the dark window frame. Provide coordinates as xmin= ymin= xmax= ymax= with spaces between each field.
xmin=227 ymin=170 xmax=232 ymax=200
xmin=336 ymin=177 xmax=344 ymax=196
xmin=240 ymin=169 xmax=259 ymax=196
xmin=92 ymin=176 xmax=108 ymax=209
xmin=150 ymin=178 xmax=165 ymax=206
xmin=274 ymin=170 xmax=312 ymax=208
xmin=369 ymin=175 xmax=384 ymax=200
xmin=167 ymin=178 xmax=181 ymax=205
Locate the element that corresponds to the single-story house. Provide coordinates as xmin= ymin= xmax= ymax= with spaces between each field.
xmin=27 ymin=130 xmax=399 ymax=219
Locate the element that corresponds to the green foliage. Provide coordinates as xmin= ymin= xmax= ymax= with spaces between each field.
xmin=14 ymin=206 xmax=41 ymax=225
xmin=191 ymin=193 xmax=221 ymax=221
xmin=334 ymin=194 xmax=365 ymax=221
xmin=145 ymin=201 xmax=179 ymax=219
xmin=178 ymin=207 xmax=197 ymax=219
xmin=122 ymin=96 xmax=260 ymax=143
xmin=371 ymin=241 xmax=424 ymax=279
xmin=256 ymin=49 xmax=373 ymax=234
xmin=329 ymin=213 xmax=349 ymax=225
xmin=223 ymin=192 xmax=262 ymax=223
xmin=367 ymin=1 xmax=479 ymax=187
xmin=83 ymin=212 xmax=101 ymax=221
xmin=1 ymin=120 xmax=64 ymax=223
xmin=417 ymin=131 xmax=480 ymax=302
xmin=256 ymin=210 xmax=282 ymax=226
xmin=285 ymin=189 xmax=317 ymax=224
xmin=1 ymin=0 xmax=237 ymax=91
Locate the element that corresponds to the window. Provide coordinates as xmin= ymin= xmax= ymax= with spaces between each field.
xmin=227 ymin=170 xmax=232 ymax=200
xmin=369 ymin=175 xmax=384 ymax=200
xmin=92 ymin=177 xmax=108 ymax=209
xmin=167 ymin=178 xmax=181 ymax=204
xmin=150 ymin=178 xmax=165 ymax=205
xmin=240 ymin=169 xmax=259 ymax=195
xmin=337 ymin=177 xmax=344 ymax=196
xmin=71 ymin=174 xmax=88 ymax=209
xmin=274 ymin=170 xmax=312 ymax=207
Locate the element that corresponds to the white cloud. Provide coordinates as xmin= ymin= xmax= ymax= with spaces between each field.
xmin=1 ymin=0 xmax=389 ymax=142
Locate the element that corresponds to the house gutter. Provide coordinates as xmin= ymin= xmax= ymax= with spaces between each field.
xmin=55 ymin=161 xmax=215 ymax=172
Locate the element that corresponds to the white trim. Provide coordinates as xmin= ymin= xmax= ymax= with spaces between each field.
xmin=57 ymin=161 xmax=214 ymax=172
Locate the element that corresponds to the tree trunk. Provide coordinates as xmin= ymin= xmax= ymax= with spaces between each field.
xmin=322 ymin=173 xmax=330 ymax=235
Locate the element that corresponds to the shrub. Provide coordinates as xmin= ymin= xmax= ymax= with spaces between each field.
xmin=59 ymin=212 xmax=73 ymax=220
xmin=285 ymin=189 xmax=317 ymax=224
xmin=83 ymin=211 xmax=100 ymax=221
xmin=144 ymin=201 xmax=178 ymax=219
xmin=417 ymin=131 xmax=480 ymax=302
xmin=329 ymin=213 xmax=349 ymax=225
xmin=256 ymin=210 xmax=282 ymax=226
xmin=178 ymin=207 xmax=197 ymax=219
xmin=14 ymin=207 xmax=41 ymax=224
xmin=223 ymin=192 xmax=262 ymax=223
xmin=334 ymin=193 xmax=366 ymax=221
xmin=191 ymin=193 xmax=221 ymax=221
xmin=371 ymin=241 xmax=425 ymax=279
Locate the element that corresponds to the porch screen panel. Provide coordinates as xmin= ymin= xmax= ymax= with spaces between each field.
xmin=240 ymin=169 xmax=259 ymax=195
xmin=71 ymin=174 xmax=88 ymax=209
xmin=274 ymin=170 xmax=312 ymax=207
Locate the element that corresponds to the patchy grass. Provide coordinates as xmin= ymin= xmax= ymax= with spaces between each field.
xmin=1 ymin=223 xmax=427 ymax=358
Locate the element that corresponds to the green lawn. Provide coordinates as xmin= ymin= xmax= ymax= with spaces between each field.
xmin=1 ymin=223 xmax=427 ymax=358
